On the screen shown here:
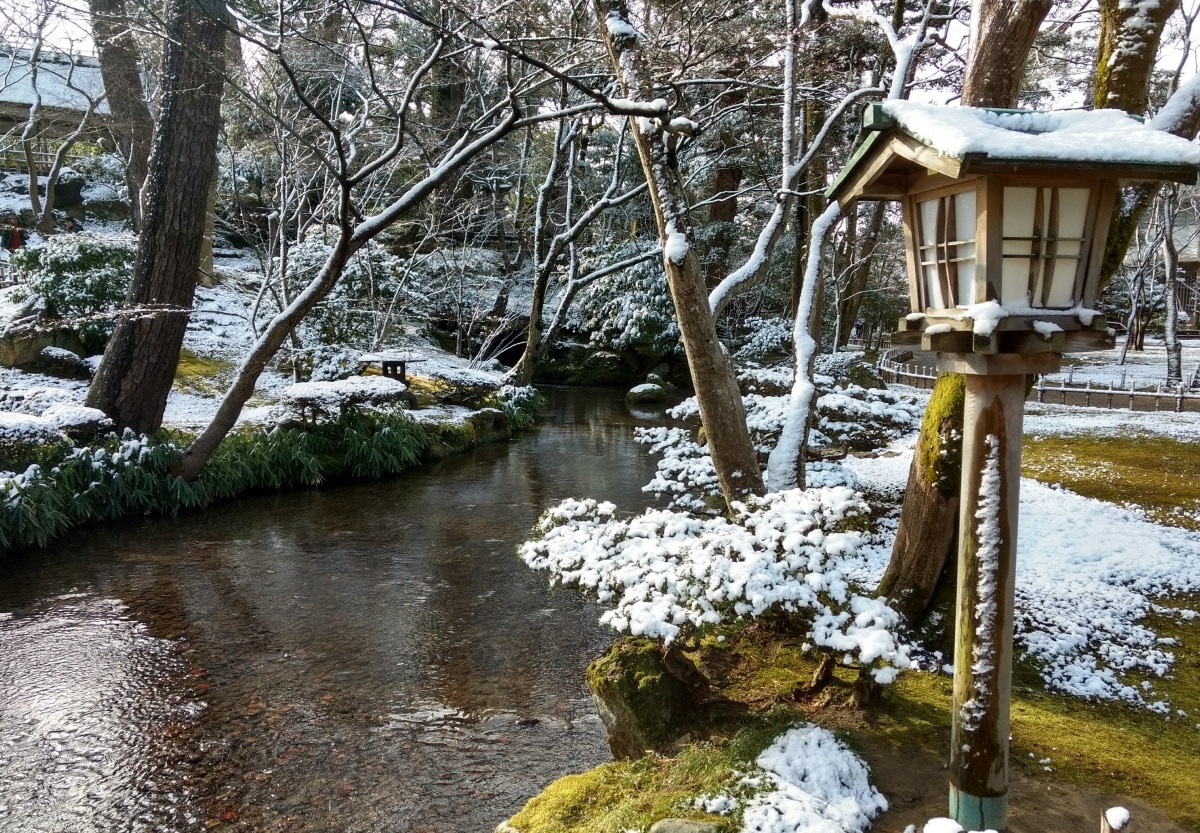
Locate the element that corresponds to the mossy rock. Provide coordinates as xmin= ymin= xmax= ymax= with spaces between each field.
xmin=845 ymin=361 xmax=886 ymax=390
xmin=536 ymin=344 xmax=639 ymax=386
xmin=586 ymin=638 xmax=706 ymax=760
xmin=626 ymin=383 xmax=667 ymax=404
xmin=465 ymin=407 xmax=512 ymax=444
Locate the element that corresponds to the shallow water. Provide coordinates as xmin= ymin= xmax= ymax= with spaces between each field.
xmin=0 ymin=387 xmax=663 ymax=832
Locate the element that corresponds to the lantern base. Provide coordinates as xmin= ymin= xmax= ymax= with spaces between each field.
xmin=949 ymin=785 xmax=1008 ymax=833
xmin=935 ymin=351 xmax=1061 ymax=376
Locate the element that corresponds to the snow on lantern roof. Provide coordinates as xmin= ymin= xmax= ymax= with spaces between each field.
xmin=828 ymin=101 xmax=1200 ymax=206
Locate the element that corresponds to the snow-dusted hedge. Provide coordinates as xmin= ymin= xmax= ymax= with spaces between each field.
xmin=521 ymin=486 xmax=911 ymax=683
xmin=569 ymin=247 xmax=681 ymax=356
xmin=8 ymin=233 xmax=136 ymax=347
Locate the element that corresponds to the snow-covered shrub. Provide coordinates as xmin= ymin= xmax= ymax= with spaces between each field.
xmin=639 ymin=377 xmax=921 ymax=512
xmin=569 ymin=245 xmax=680 ymax=356
xmin=816 ymin=384 xmax=924 ymax=451
xmin=0 ymin=432 xmax=187 ymax=550
xmin=282 ymin=238 xmax=407 ymax=346
xmin=521 ymin=487 xmax=911 ymax=683
xmin=8 ymin=233 xmax=136 ymax=349
xmin=65 ymin=151 xmax=127 ymax=187
xmin=486 ymin=384 xmax=545 ymax=430
xmin=733 ymin=316 xmax=793 ymax=363
xmin=0 ymin=412 xmax=70 ymax=472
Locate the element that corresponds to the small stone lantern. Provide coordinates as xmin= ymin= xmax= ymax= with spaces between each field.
xmin=828 ymin=101 xmax=1200 ymax=832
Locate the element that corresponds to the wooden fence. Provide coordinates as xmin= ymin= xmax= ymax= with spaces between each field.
xmin=878 ymin=349 xmax=1200 ymax=413
xmin=0 ymin=146 xmax=63 ymax=176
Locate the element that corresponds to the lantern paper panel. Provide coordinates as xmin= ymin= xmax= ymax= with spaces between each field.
xmin=916 ymin=189 xmax=977 ymax=310
xmin=1000 ymin=186 xmax=1090 ymax=309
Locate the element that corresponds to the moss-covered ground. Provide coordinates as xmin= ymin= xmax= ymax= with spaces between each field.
xmin=504 ymin=429 xmax=1200 ymax=832
xmin=1023 ymin=432 xmax=1200 ymax=531
xmin=173 ymin=348 xmax=236 ymax=397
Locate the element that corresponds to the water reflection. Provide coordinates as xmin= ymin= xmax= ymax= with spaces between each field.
xmin=0 ymin=387 xmax=663 ymax=832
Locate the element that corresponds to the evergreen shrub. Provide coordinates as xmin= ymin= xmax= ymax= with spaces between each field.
xmin=9 ymin=233 xmax=136 ymax=350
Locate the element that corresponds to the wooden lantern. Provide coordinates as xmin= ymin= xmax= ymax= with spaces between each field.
xmin=827 ymin=102 xmax=1200 ymax=833
xmin=829 ymin=102 xmax=1200 ymax=374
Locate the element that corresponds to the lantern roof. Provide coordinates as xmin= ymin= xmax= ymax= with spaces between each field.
xmin=828 ymin=102 xmax=1200 ymax=207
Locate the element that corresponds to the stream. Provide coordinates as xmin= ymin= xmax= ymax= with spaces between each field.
xmin=0 ymin=387 xmax=663 ymax=832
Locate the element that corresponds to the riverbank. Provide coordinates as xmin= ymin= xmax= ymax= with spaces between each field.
xmin=0 ymin=291 xmax=546 ymax=556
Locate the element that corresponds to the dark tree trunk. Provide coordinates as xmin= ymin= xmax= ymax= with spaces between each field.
xmin=837 ymin=202 xmax=885 ymax=348
xmin=86 ymin=0 xmax=228 ymax=433
xmin=959 ymin=0 xmax=1051 ymax=108
xmin=89 ymin=0 xmax=154 ymax=231
xmin=1093 ymin=0 xmax=1188 ymax=292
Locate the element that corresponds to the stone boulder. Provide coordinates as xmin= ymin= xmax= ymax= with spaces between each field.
xmin=626 ymin=382 xmax=667 ymax=405
xmin=586 ymin=637 xmax=743 ymax=760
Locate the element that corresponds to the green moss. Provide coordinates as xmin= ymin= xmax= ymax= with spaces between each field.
xmin=174 ymin=349 xmax=235 ymax=397
xmin=919 ymin=372 xmax=965 ymax=496
xmin=1023 ymin=432 xmax=1200 ymax=531
xmin=587 ymin=638 xmax=701 ymax=758
xmin=512 ymin=615 xmax=1200 ymax=832
xmin=505 ymin=719 xmax=798 ymax=833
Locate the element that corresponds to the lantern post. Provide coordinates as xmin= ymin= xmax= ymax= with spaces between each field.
xmin=828 ymin=102 xmax=1200 ymax=832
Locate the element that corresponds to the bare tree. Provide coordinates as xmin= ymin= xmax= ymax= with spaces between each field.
xmin=86 ymin=0 xmax=230 ymax=431
xmin=593 ymin=0 xmax=765 ymax=510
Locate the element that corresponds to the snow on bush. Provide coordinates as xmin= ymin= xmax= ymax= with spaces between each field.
xmin=568 ymin=246 xmax=680 ymax=355
xmin=817 ymin=384 xmax=924 ymax=451
xmin=697 ymin=724 xmax=888 ymax=833
xmin=733 ymin=316 xmax=793 ymax=363
xmin=521 ymin=487 xmax=911 ymax=683
xmin=637 ymin=378 xmax=921 ymax=512
xmin=8 ymin=233 xmax=136 ymax=347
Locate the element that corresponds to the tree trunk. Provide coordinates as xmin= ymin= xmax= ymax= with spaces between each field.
xmin=595 ymin=0 xmax=764 ymax=509
xmin=1094 ymin=0 xmax=1178 ymax=115
xmin=89 ymin=0 xmax=154 ymax=232
xmin=876 ymin=373 xmax=964 ymax=623
xmin=959 ymin=0 xmax=1051 ymax=108
xmin=1094 ymin=0 xmax=1184 ymax=292
xmin=86 ymin=0 xmax=228 ymax=433
xmin=837 ymin=202 xmax=885 ymax=348
xmin=879 ymin=0 xmax=1051 ymax=625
